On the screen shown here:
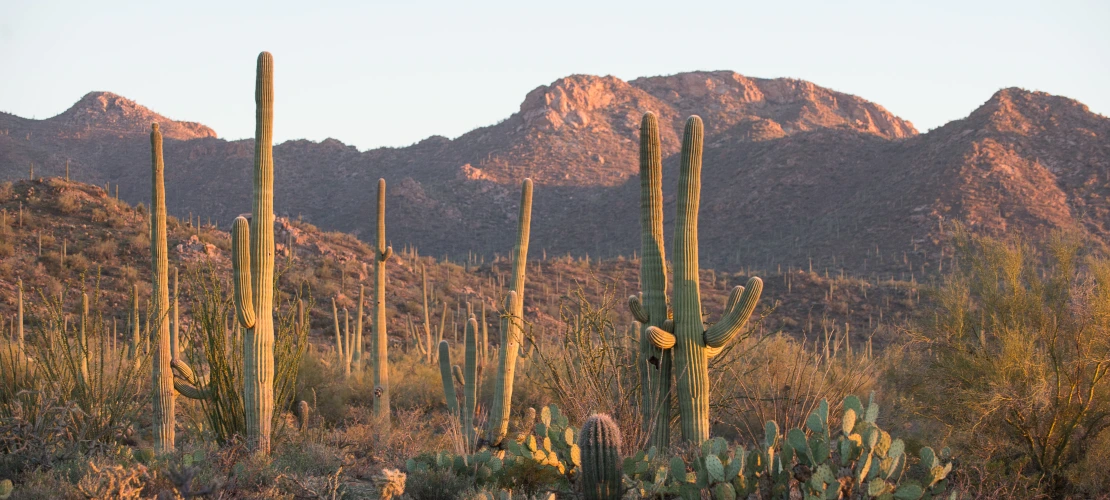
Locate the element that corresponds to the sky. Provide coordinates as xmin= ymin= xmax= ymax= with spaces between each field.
xmin=1 ymin=0 xmax=1107 ymax=151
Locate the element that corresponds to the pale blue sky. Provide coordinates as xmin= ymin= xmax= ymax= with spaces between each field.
xmin=1 ymin=0 xmax=1107 ymax=150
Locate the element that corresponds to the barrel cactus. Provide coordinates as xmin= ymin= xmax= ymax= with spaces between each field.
xmin=639 ymin=116 xmax=762 ymax=443
xmin=578 ymin=414 xmax=622 ymax=500
xmin=151 ymin=122 xmax=175 ymax=452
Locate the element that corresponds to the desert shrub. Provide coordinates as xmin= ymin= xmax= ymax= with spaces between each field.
xmin=524 ymin=283 xmax=646 ymax=448
xmin=0 ymin=286 xmax=149 ymax=477
xmin=0 ymin=181 xmax=13 ymax=202
xmin=895 ymin=227 xmax=1110 ymax=495
xmin=86 ymin=239 xmax=118 ymax=261
xmin=0 ymin=240 xmax=12 ymax=259
xmin=54 ymin=190 xmax=81 ymax=214
xmin=179 ymin=263 xmax=310 ymax=445
xmin=714 ymin=333 xmax=879 ymax=444
xmin=127 ymin=231 xmax=149 ymax=253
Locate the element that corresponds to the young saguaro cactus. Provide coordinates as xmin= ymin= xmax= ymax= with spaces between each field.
xmin=151 ymin=122 xmax=175 ymax=452
xmin=627 ymin=112 xmax=673 ymax=449
xmin=438 ymin=318 xmax=481 ymax=448
xmin=642 ymin=116 xmax=763 ymax=444
xmin=579 ymin=414 xmax=623 ymax=500
xmin=487 ymin=179 xmax=533 ymax=446
xmin=128 ymin=283 xmax=140 ymax=360
xmin=372 ymin=178 xmax=393 ymax=426
xmin=231 ymin=51 xmax=278 ymax=454
xmin=353 ymin=284 xmax=364 ymax=375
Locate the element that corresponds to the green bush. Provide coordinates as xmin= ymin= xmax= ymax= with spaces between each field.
xmin=896 ymin=227 xmax=1110 ymax=495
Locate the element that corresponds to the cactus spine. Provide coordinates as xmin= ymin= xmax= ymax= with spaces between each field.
xmin=151 ymin=122 xmax=175 ymax=452
xmin=628 ymin=112 xmax=673 ymax=448
xmin=233 ymin=51 xmax=277 ymax=454
xmin=487 ymin=179 xmax=533 ymax=446
xmin=373 ymin=178 xmax=393 ymax=425
xmin=642 ymin=116 xmax=763 ymax=443
xmin=579 ymin=414 xmax=622 ymax=500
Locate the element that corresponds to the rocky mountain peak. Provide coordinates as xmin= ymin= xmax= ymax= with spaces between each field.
xmin=51 ymin=91 xmax=217 ymax=140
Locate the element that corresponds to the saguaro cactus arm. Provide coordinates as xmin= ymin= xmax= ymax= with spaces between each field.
xmin=231 ymin=217 xmax=256 ymax=330
xmin=703 ymin=278 xmax=763 ymax=348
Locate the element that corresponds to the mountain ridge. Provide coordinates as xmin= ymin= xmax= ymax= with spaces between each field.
xmin=1 ymin=71 xmax=1105 ymax=276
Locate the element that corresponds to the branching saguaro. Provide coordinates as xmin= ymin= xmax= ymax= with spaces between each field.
xmin=636 ymin=116 xmax=763 ymax=444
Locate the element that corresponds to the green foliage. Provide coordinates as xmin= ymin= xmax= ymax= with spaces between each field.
xmin=622 ymin=395 xmax=953 ymax=500
xmin=175 ymin=264 xmax=309 ymax=447
xmin=895 ymin=227 xmax=1110 ymax=494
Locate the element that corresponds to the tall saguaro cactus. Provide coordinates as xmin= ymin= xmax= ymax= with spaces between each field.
xmin=487 ymin=179 xmax=533 ymax=446
xmin=372 ymin=178 xmax=393 ymax=425
xmin=231 ymin=51 xmax=278 ymax=454
xmin=641 ymin=116 xmax=763 ymax=444
xmin=151 ymin=122 xmax=175 ymax=452
xmin=627 ymin=112 xmax=673 ymax=448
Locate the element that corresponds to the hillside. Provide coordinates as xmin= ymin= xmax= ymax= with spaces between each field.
xmin=0 ymin=178 xmax=919 ymax=353
xmin=1 ymin=72 xmax=1105 ymax=276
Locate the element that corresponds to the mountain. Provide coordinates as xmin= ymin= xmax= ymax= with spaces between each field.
xmin=1 ymin=73 xmax=1106 ymax=277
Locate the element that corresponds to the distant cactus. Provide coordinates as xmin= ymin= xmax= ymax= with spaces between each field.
xmin=151 ymin=122 xmax=175 ymax=452
xmin=638 ymin=116 xmax=762 ymax=443
xmin=487 ymin=179 xmax=533 ymax=446
xmin=77 ymin=292 xmax=90 ymax=387
xmin=579 ymin=414 xmax=622 ymax=500
xmin=128 ymin=283 xmax=140 ymax=360
xmin=332 ymin=297 xmax=344 ymax=369
xmin=438 ymin=340 xmax=458 ymax=417
xmin=295 ymin=400 xmax=311 ymax=432
xmin=16 ymin=279 xmax=23 ymax=350
xmin=372 ymin=178 xmax=393 ymax=425
xmin=353 ymin=284 xmax=364 ymax=375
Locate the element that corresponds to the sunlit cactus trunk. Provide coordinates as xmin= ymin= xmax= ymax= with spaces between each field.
xmin=486 ymin=179 xmax=532 ymax=446
xmin=628 ymin=112 xmax=673 ymax=448
xmin=372 ymin=178 xmax=393 ymax=427
xmin=232 ymin=51 xmax=277 ymax=455
xmin=150 ymin=122 xmax=175 ymax=452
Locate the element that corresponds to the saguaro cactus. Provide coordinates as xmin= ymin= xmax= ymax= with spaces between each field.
xmin=627 ymin=112 xmax=673 ymax=448
xmin=372 ymin=178 xmax=393 ymax=425
xmin=129 ymin=283 xmax=140 ymax=359
xmin=16 ymin=279 xmax=23 ymax=350
xmin=579 ymin=414 xmax=622 ymax=500
xmin=438 ymin=318 xmax=480 ymax=448
xmin=641 ymin=116 xmax=763 ymax=444
xmin=151 ymin=122 xmax=175 ymax=452
xmin=232 ymin=51 xmax=278 ymax=454
xmin=172 ymin=267 xmax=181 ymax=359
xmin=487 ymin=179 xmax=533 ymax=446
xmin=77 ymin=292 xmax=90 ymax=387
xmin=354 ymin=284 xmax=364 ymax=375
